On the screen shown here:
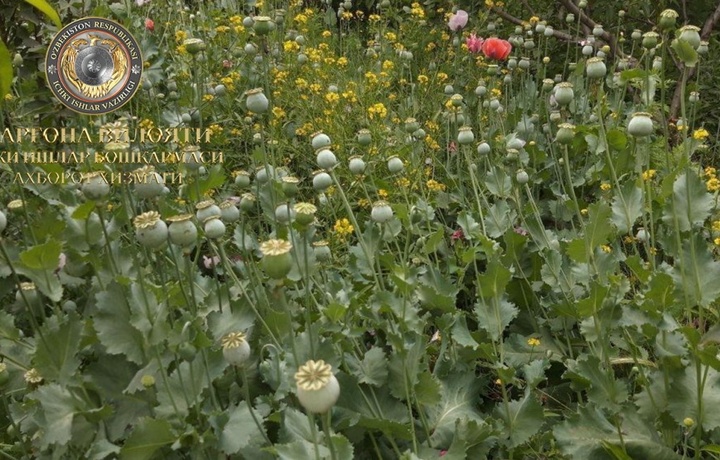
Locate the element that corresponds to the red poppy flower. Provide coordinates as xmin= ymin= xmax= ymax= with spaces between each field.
xmin=145 ymin=18 xmax=155 ymax=32
xmin=482 ymin=38 xmax=512 ymax=61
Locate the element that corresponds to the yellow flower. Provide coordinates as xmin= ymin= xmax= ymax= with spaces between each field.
xmin=491 ymin=88 xmax=502 ymax=98
xmin=322 ymin=30 xmax=332 ymax=38
xmin=203 ymin=94 xmax=215 ymax=102
xmin=600 ymin=183 xmax=611 ymax=191
xmin=325 ymin=92 xmax=340 ymax=104
xmin=333 ymin=218 xmax=354 ymax=239
xmin=426 ymin=179 xmax=446 ymax=192
xmin=714 ymin=237 xmax=720 ymax=246
xmin=283 ymin=40 xmax=300 ymax=53
xmin=417 ymin=74 xmax=429 ymax=84
xmin=601 ymin=245 xmax=612 ymax=253
xmin=175 ymin=30 xmax=188 ymax=42
xmin=396 ymin=177 xmax=410 ymax=188
xmin=642 ymin=169 xmax=656 ymax=181
xmin=705 ymin=167 xmax=717 ymax=178
xmin=382 ymin=60 xmax=394 ymax=71
xmin=708 ymin=178 xmax=720 ymax=192
xmin=384 ymin=32 xmax=397 ymax=42
xmin=368 ymin=103 xmax=388 ymax=119
xmin=527 ymin=337 xmax=541 ymax=347
xmin=529 ymin=16 xmax=540 ymax=24
xmin=712 ymin=220 xmax=720 ymax=232
xmin=693 ymin=128 xmax=709 ymax=140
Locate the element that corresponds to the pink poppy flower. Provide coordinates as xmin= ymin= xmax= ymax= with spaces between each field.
xmin=466 ymin=33 xmax=484 ymax=53
xmin=448 ymin=10 xmax=468 ymax=32
xmin=145 ymin=18 xmax=154 ymax=31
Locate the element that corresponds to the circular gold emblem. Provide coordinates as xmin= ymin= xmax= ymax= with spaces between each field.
xmin=46 ymin=17 xmax=142 ymax=115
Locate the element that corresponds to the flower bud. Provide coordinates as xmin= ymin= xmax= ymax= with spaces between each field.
xmin=678 ymin=25 xmax=701 ymax=50
xmin=659 ymin=9 xmax=678 ymax=30
xmin=204 ymin=216 xmax=226 ymax=239
xmin=134 ymin=211 xmax=168 ymax=249
xmin=245 ymin=88 xmax=269 ymax=113
xmin=260 ymin=239 xmax=293 ymax=279
xmin=553 ymin=82 xmax=574 ymax=106
xmin=316 ymin=148 xmax=338 ymax=170
xmin=222 ymin=332 xmax=251 ymax=366
xmin=516 ymin=169 xmax=529 ymax=184
xmin=253 ymin=16 xmax=276 ymax=35
xmin=295 ymin=359 xmax=340 ymax=413
xmin=586 ymin=57 xmax=607 ymax=79
xmin=311 ymin=132 xmax=332 ymax=150
xmin=555 ymin=123 xmax=576 ymax=144
xmin=220 ymin=200 xmax=240 ymax=222
xmin=627 ymin=112 xmax=654 ymax=137
xmin=196 ymin=200 xmax=221 ymax=222
xmin=312 ymin=171 xmax=333 ymax=191
xmin=356 ymin=129 xmax=372 ymax=146
xmin=642 ymin=31 xmax=659 ymax=49
xmin=457 ymin=126 xmax=475 ymax=145
xmin=349 ymin=156 xmax=366 ymax=175
xmin=183 ymin=38 xmax=206 ymax=54
xmin=387 ymin=156 xmax=404 ymax=173
xmin=81 ymin=172 xmax=110 ymax=200
xmin=167 ymin=214 xmax=197 ymax=247
xmin=371 ymin=200 xmax=393 ymax=223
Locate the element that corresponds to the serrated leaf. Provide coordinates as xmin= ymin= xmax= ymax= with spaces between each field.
xmin=94 ymin=283 xmax=146 ymax=364
xmin=275 ymin=440 xmax=329 ymax=460
xmin=554 ymin=406 xmax=681 ymax=460
xmin=347 ymin=347 xmax=388 ymax=386
xmin=475 ymin=298 xmax=518 ymax=342
xmin=19 ymin=239 xmax=62 ymax=270
xmin=662 ymin=171 xmax=713 ymax=232
xmin=565 ymin=355 xmax=628 ymax=410
xmin=495 ymin=391 xmax=544 ymax=447
xmin=671 ymin=38 xmax=698 ymax=67
xmin=670 ymin=234 xmax=720 ymax=308
xmin=585 ymin=202 xmax=613 ymax=249
xmin=129 ymin=282 xmax=170 ymax=346
xmin=611 ymin=183 xmax=643 ymax=234
xmin=428 ymin=374 xmax=485 ymax=447
xmin=417 ymin=267 xmax=459 ymax=312
xmin=414 ymin=371 xmax=442 ymax=405
xmin=220 ymin=404 xmax=267 ymax=454
xmin=33 ymin=314 xmax=82 ymax=384
xmin=606 ymin=129 xmax=628 ymax=151
xmin=119 ymin=418 xmax=175 ymax=460
xmin=668 ymin=363 xmax=720 ymax=431
xmin=33 ymin=383 xmax=80 ymax=449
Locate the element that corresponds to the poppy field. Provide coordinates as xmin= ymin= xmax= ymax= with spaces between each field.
xmin=1 ymin=0 xmax=720 ymax=458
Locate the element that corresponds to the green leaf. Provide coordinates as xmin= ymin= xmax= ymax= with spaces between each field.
xmin=129 ymin=282 xmax=170 ymax=346
xmin=670 ymin=234 xmax=720 ymax=308
xmin=585 ymin=202 xmax=613 ymax=249
xmin=611 ymin=182 xmax=643 ymax=234
xmin=577 ymin=281 xmax=611 ymax=318
xmin=668 ymin=363 xmax=720 ymax=431
xmin=606 ymin=129 xmax=628 ymax=151
xmin=417 ymin=267 xmax=459 ymax=313
xmin=475 ymin=298 xmax=518 ymax=342
xmin=94 ymin=283 xmax=146 ymax=364
xmin=33 ymin=314 xmax=82 ymax=384
xmin=485 ymin=166 xmax=512 ymax=197
xmin=19 ymin=239 xmax=62 ymax=270
xmin=33 ymin=383 xmax=81 ymax=449
xmin=495 ymin=391 xmax=544 ymax=447
xmin=414 ymin=371 xmax=442 ymax=405
xmin=23 ymin=0 xmax=62 ymax=28
xmin=554 ymin=406 xmax=681 ymax=460
xmin=671 ymin=38 xmax=698 ymax=67
xmin=346 ymin=347 xmax=388 ymax=387
xmin=275 ymin=440 xmax=329 ymax=460
xmin=662 ymin=171 xmax=713 ymax=232
xmin=476 ymin=258 xmax=512 ymax=299
xmin=220 ymin=404 xmax=267 ymax=454
xmin=428 ymin=374 xmax=485 ymax=447
xmin=565 ymin=355 xmax=628 ymax=410
xmin=0 ymin=39 xmax=11 ymax=101
xmin=120 ymin=418 xmax=175 ymax=460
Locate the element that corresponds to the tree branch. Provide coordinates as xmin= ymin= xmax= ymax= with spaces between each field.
xmin=557 ymin=0 xmax=625 ymax=58
xmin=670 ymin=0 xmax=720 ymax=119
xmin=490 ymin=7 xmax=576 ymax=43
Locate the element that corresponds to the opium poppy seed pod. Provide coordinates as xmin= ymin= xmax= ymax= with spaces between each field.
xmin=167 ymin=214 xmax=197 ymax=247
xmin=627 ymin=112 xmax=654 ymax=137
xmin=222 ymin=332 xmax=251 ymax=366
xmin=245 ymin=88 xmax=269 ymax=113
xmin=295 ymin=360 xmax=340 ymax=413
xmin=134 ymin=211 xmax=168 ymax=249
